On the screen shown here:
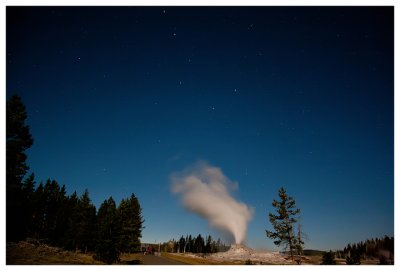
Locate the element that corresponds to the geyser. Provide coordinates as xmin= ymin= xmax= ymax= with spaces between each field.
xmin=171 ymin=161 xmax=253 ymax=244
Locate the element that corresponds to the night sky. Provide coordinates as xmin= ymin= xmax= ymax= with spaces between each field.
xmin=6 ymin=6 xmax=394 ymax=250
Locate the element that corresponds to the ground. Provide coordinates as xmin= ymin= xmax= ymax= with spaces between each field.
xmin=6 ymin=241 xmax=382 ymax=265
xmin=6 ymin=241 xmax=184 ymax=265
xmin=6 ymin=241 xmax=103 ymax=265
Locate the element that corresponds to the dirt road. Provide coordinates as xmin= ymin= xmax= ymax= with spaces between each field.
xmin=136 ymin=254 xmax=186 ymax=265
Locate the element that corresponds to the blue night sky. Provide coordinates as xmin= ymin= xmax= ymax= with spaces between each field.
xmin=6 ymin=6 xmax=393 ymax=251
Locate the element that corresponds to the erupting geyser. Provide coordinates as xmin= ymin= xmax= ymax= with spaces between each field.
xmin=171 ymin=161 xmax=253 ymax=244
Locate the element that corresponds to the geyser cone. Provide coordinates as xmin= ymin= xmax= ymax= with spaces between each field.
xmin=228 ymin=244 xmax=254 ymax=254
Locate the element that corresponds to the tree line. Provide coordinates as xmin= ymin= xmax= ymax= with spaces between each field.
xmin=162 ymin=234 xmax=230 ymax=254
xmin=336 ymin=236 xmax=394 ymax=264
xmin=6 ymin=94 xmax=144 ymax=264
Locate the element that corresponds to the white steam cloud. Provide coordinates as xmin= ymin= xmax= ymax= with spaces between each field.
xmin=171 ymin=161 xmax=253 ymax=244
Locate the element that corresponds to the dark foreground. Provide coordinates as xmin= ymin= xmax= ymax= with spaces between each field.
xmin=6 ymin=241 xmax=186 ymax=265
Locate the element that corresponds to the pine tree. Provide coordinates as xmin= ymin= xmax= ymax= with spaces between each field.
xmin=6 ymin=94 xmax=34 ymax=241
xmin=129 ymin=193 xmax=144 ymax=250
xmin=53 ymin=184 xmax=69 ymax=246
xmin=321 ymin=251 xmax=336 ymax=265
xmin=178 ymin=236 xmax=185 ymax=253
xmin=30 ymin=182 xmax=45 ymax=239
xmin=70 ymin=189 xmax=97 ymax=252
xmin=266 ymin=187 xmax=300 ymax=262
xmin=188 ymin=235 xmax=193 ymax=253
xmin=117 ymin=193 xmax=144 ymax=252
xmin=21 ymin=173 xmax=36 ymax=237
xmin=94 ymin=197 xmax=121 ymax=264
xmin=59 ymin=191 xmax=79 ymax=249
xmin=42 ymin=179 xmax=64 ymax=243
xmin=205 ymin=235 xmax=212 ymax=253
xmin=194 ymin=234 xmax=205 ymax=253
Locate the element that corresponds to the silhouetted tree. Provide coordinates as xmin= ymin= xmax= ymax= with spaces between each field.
xmin=42 ymin=179 xmax=64 ymax=243
xmin=266 ymin=187 xmax=300 ymax=262
xmin=58 ymin=191 xmax=79 ymax=249
xmin=6 ymin=94 xmax=34 ymax=241
xmin=321 ymin=251 xmax=336 ymax=265
xmin=194 ymin=234 xmax=205 ymax=253
xmin=21 ymin=173 xmax=36 ymax=236
xmin=94 ymin=197 xmax=121 ymax=264
xmin=205 ymin=235 xmax=212 ymax=253
xmin=187 ymin=235 xmax=193 ymax=253
xmin=117 ymin=193 xmax=144 ymax=252
xmin=52 ymin=184 xmax=69 ymax=246
xmin=70 ymin=190 xmax=97 ymax=252
xmin=30 ymin=182 xmax=46 ymax=239
xmin=176 ymin=236 xmax=184 ymax=253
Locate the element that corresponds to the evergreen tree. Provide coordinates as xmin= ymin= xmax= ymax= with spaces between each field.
xmin=6 ymin=94 xmax=34 ymax=241
xmin=117 ymin=193 xmax=144 ymax=252
xmin=187 ymin=235 xmax=193 ymax=253
xmin=321 ymin=251 xmax=336 ymax=265
xmin=53 ymin=184 xmax=69 ymax=246
xmin=71 ymin=190 xmax=97 ymax=252
xmin=211 ymin=239 xmax=218 ymax=253
xmin=94 ymin=197 xmax=121 ymax=264
xmin=266 ymin=187 xmax=300 ymax=262
xmin=42 ymin=179 xmax=64 ymax=243
xmin=194 ymin=234 xmax=205 ymax=253
xmin=30 ymin=182 xmax=46 ymax=239
xmin=21 ymin=173 xmax=36 ymax=237
xmin=205 ymin=235 xmax=212 ymax=253
xmin=59 ymin=191 xmax=79 ymax=249
xmin=178 ymin=236 xmax=185 ymax=253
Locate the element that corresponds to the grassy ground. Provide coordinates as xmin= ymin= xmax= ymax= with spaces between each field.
xmin=6 ymin=241 xmax=145 ymax=265
xmin=161 ymin=252 xmax=244 ymax=265
xmin=119 ymin=253 xmax=143 ymax=264
xmin=6 ymin=241 xmax=104 ymax=265
xmin=6 ymin=241 xmax=383 ymax=265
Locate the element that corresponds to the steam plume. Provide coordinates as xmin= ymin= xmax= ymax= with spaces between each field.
xmin=171 ymin=161 xmax=253 ymax=244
